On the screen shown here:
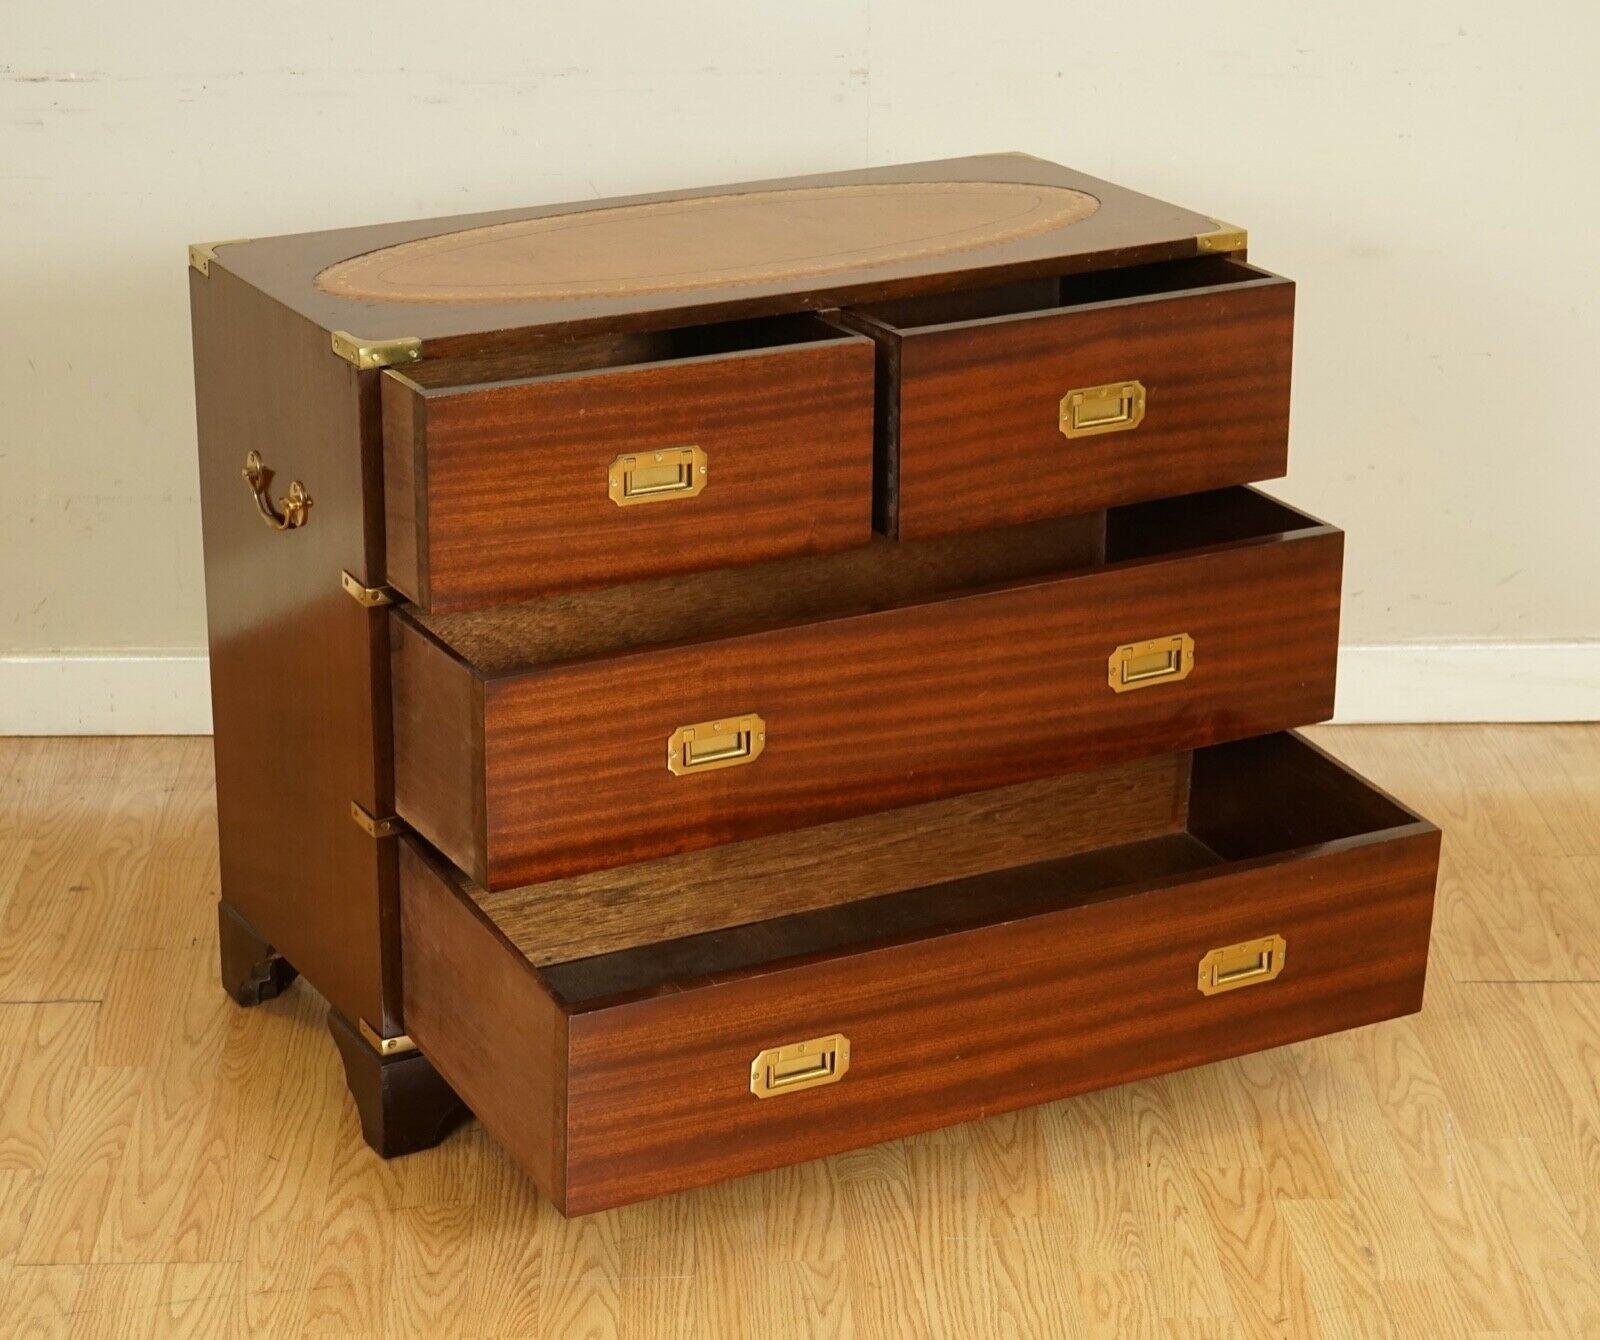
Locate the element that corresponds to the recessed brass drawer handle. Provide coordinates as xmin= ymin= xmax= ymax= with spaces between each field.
xmin=1108 ymin=633 xmax=1194 ymax=693
xmin=1198 ymin=934 xmax=1287 ymax=996
xmin=667 ymin=713 xmax=765 ymax=777
xmin=1060 ymin=379 xmax=1146 ymax=439
xmin=609 ymin=445 xmax=707 ymax=506
xmin=241 ymin=450 xmax=312 ymax=530
xmin=751 ymin=1033 xmax=850 ymax=1099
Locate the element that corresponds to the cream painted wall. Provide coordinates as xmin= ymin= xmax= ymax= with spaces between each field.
xmin=4 ymin=3 xmax=1597 ymax=726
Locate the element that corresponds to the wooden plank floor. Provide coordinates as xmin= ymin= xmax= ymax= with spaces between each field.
xmin=0 ymin=726 xmax=1597 ymax=1337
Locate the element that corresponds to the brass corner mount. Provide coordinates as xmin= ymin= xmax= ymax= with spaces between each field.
xmin=349 ymin=801 xmax=407 ymax=840
xmin=330 ymin=331 xmax=423 ymax=371
xmin=1195 ymin=219 xmax=1248 ymax=255
xmin=187 ymin=237 xmax=250 ymax=276
xmin=341 ymin=571 xmax=396 ymax=608
xmin=358 ymin=1018 xmax=418 ymax=1057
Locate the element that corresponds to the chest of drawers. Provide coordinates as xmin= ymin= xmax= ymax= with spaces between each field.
xmin=191 ymin=154 xmax=1440 ymax=1215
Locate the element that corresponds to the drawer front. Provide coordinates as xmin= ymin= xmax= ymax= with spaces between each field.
xmin=394 ymin=518 xmax=1342 ymax=889
xmin=555 ymin=827 xmax=1436 ymax=1212
xmin=888 ymin=277 xmax=1294 ymax=538
xmin=382 ymin=336 xmax=875 ymax=610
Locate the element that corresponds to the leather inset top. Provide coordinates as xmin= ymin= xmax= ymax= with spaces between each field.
xmin=315 ymin=181 xmax=1100 ymax=304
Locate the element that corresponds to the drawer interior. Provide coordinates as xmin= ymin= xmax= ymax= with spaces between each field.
xmin=397 ymin=310 xmax=854 ymax=389
xmin=400 ymin=729 xmax=1436 ymax=1212
xmin=438 ymin=732 xmax=1431 ymax=1008
xmin=406 ymin=485 xmax=1328 ymax=673
xmin=849 ymin=256 xmax=1279 ymax=332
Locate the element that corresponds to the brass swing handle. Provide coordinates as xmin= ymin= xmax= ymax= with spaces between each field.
xmin=242 ymin=450 xmax=312 ymax=530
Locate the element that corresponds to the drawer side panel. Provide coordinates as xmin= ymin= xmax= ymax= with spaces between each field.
xmin=398 ymin=840 xmax=567 ymax=1202
xmin=381 ymin=371 xmax=427 ymax=604
xmin=393 ymin=620 xmax=485 ymax=884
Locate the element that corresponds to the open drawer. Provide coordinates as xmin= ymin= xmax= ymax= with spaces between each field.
xmin=399 ymin=732 xmax=1440 ymax=1215
xmin=845 ymin=256 xmax=1294 ymax=538
xmin=380 ymin=313 xmax=875 ymax=610
xmin=392 ymin=486 xmax=1343 ymax=889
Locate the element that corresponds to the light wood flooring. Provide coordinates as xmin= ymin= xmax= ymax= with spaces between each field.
xmin=0 ymin=726 xmax=1597 ymax=1337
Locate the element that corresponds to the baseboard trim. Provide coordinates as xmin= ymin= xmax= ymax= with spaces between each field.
xmin=1 ymin=643 xmax=1595 ymax=735
xmin=1332 ymin=642 xmax=1600 ymax=724
xmin=0 ymin=653 xmax=213 ymax=735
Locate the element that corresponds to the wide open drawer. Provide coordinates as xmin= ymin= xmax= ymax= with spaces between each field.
xmin=845 ymin=256 xmax=1294 ymax=539
xmin=392 ymin=486 xmax=1343 ymax=889
xmin=399 ymin=732 xmax=1440 ymax=1215
xmin=381 ymin=313 xmax=875 ymax=610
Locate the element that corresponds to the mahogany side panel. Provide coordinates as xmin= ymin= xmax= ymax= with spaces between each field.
xmin=398 ymin=841 xmax=566 ymax=1200
xmin=462 ymin=527 xmax=1341 ymax=887
xmin=191 ymin=266 xmax=396 ymax=1029
xmin=557 ymin=827 xmax=1438 ymax=1213
xmin=384 ymin=335 xmax=876 ymax=610
xmin=883 ymin=273 xmax=1295 ymax=538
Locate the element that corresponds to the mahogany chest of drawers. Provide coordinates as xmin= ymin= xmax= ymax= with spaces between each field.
xmin=189 ymin=154 xmax=1440 ymax=1215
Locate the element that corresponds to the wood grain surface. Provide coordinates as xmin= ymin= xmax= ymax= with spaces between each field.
xmin=382 ymin=320 xmax=875 ymax=609
xmin=0 ymin=727 xmax=1593 ymax=1334
xmin=190 ymin=265 xmax=399 ymax=1031
xmin=394 ymin=491 xmax=1342 ymax=889
xmin=209 ymin=154 xmax=1234 ymax=353
xmin=553 ymin=828 xmax=1438 ymax=1216
xmin=398 ymin=733 xmax=1439 ymax=1214
xmin=407 ymin=511 xmax=1105 ymax=673
xmin=851 ymin=257 xmax=1295 ymax=538
xmin=390 ymin=612 xmax=482 ymax=875
xmin=468 ymin=752 xmax=1191 ymax=966
xmin=397 ymin=843 xmax=566 ymax=1200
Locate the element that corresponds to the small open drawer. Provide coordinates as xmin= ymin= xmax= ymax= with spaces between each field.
xmin=399 ymin=732 xmax=1440 ymax=1215
xmin=392 ymin=486 xmax=1343 ymax=890
xmin=381 ymin=313 xmax=875 ymax=610
xmin=844 ymin=256 xmax=1294 ymax=539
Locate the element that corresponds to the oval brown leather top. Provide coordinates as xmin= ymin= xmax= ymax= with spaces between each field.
xmin=315 ymin=181 xmax=1100 ymax=304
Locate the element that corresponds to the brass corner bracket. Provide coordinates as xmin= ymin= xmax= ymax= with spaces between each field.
xmin=187 ymin=237 xmax=249 ymax=276
xmin=330 ymin=331 xmax=423 ymax=371
xmin=349 ymin=801 xmax=407 ymax=840
xmin=1195 ymin=220 xmax=1248 ymax=255
xmin=358 ymin=1018 xmax=418 ymax=1057
xmin=341 ymin=570 xmax=396 ymax=608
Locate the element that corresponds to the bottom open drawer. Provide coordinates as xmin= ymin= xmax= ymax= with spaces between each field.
xmin=399 ymin=732 xmax=1439 ymax=1216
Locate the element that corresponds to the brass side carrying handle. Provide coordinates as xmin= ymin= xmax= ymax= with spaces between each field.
xmin=1060 ymin=379 xmax=1146 ymax=439
xmin=609 ymin=445 xmax=707 ymax=506
xmin=242 ymin=450 xmax=312 ymax=530
xmin=751 ymin=1034 xmax=850 ymax=1099
xmin=1198 ymin=935 xmax=1287 ymax=996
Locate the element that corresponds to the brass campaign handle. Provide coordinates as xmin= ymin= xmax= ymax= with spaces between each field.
xmin=242 ymin=450 xmax=312 ymax=530
xmin=1060 ymin=379 xmax=1146 ymax=439
xmin=667 ymin=714 xmax=766 ymax=776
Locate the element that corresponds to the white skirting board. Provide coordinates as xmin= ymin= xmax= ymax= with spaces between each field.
xmin=0 ymin=644 xmax=1597 ymax=735
xmin=0 ymin=653 xmax=214 ymax=736
xmin=1331 ymin=642 xmax=1600 ymax=724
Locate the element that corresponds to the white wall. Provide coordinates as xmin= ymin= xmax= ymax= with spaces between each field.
xmin=4 ymin=2 xmax=1597 ymax=730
